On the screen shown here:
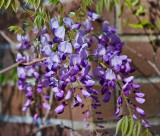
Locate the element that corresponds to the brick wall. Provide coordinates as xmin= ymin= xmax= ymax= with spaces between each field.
xmin=0 ymin=0 xmax=160 ymax=135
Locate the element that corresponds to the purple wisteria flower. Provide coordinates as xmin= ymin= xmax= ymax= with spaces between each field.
xmin=15 ymin=11 xmax=147 ymax=128
xmin=17 ymin=34 xmax=30 ymax=49
xmin=54 ymin=103 xmax=65 ymax=114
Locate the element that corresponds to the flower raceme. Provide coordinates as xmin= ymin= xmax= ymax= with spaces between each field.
xmin=16 ymin=11 xmax=149 ymax=128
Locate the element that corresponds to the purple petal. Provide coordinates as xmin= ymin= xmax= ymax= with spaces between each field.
xmin=50 ymin=53 xmax=60 ymax=63
xmin=124 ymin=76 xmax=134 ymax=83
xmin=76 ymin=94 xmax=82 ymax=103
xmin=132 ymin=114 xmax=137 ymax=119
xmin=141 ymin=119 xmax=150 ymax=128
xmin=93 ymin=66 xmax=104 ymax=77
xmin=16 ymin=53 xmax=24 ymax=62
xmin=65 ymin=90 xmax=72 ymax=100
xmin=103 ymin=92 xmax=111 ymax=103
xmin=136 ymin=107 xmax=145 ymax=116
xmin=25 ymin=92 xmax=32 ymax=99
xmin=42 ymin=45 xmax=52 ymax=56
xmin=34 ymin=113 xmax=38 ymax=122
xmin=33 ymin=72 xmax=40 ymax=79
xmin=115 ymin=107 xmax=120 ymax=115
xmin=43 ymin=102 xmax=51 ymax=110
xmin=50 ymin=18 xmax=60 ymax=31
xmin=44 ymin=71 xmax=54 ymax=78
xmin=63 ymin=17 xmax=73 ymax=28
xmin=70 ymin=54 xmax=81 ymax=66
xmin=82 ymin=89 xmax=91 ymax=98
xmin=58 ymin=41 xmax=72 ymax=54
xmin=17 ymin=67 xmax=26 ymax=79
xmin=110 ymin=55 xmax=122 ymax=68
xmin=71 ymin=23 xmax=81 ymax=30
xmin=55 ymin=90 xmax=64 ymax=101
xmin=54 ymin=26 xmax=65 ymax=41
xmin=135 ymin=97 xmax=145 ymax=104
xmin=132 ymin=83 xmax=140 ymax=90
xmin=37 ymin=87 xmax=43 ymax=93
xmin=105 ymin=69 xmax=116 ymax=81
xmin=85 ymin=80 xmax=95 ymax=87
xmin=88 ymin=11 xmax=100 ymax=21
xmin=54 ymin=103 xmax=65 ymax=114
xmin=117 ymin=96 xmax=123 ymax=106
xmin=135 ymin=92 xmax=145 ymax=97
xmin=52 ymin=87 xmax=59 ymax=93
xmin=97 ymin=46 xmax=106 ymax=56
xmin=122 ymin=83 xmax=132 ymax=93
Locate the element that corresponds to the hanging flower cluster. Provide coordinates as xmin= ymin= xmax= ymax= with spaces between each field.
xmin=16 ymin=11 xmax=149 ymax=128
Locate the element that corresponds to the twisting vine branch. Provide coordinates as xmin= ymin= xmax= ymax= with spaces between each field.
xmin=0 ymin=57 xmax=47 ymax=74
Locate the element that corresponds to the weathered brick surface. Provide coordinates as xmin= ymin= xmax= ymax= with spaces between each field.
xmin=122 ymin=42 xmax=158 ymax=76
xmin=1 ymin=86 xmax=26 ymax=116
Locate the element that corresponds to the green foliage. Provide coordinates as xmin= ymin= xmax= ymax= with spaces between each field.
xmin=11 ymin=0 xmax=20 ymax=12
xmin=129 ymin=20 xmax=153 ymax=29
xmin=115 ymin=117 xmax=125 ymax=135
xmin=83 ymin=0 xmax=92 ymax=5
xmin=115 ymin=116 xmax=147 ymax=136
xmin=121 ymin=117 xmax=129 ymax=135
xmin=0 ymin=0 xmax=4 ymax=8
xmin=5 ymin=0 xmax=12 ymax=9
xmin=135 ymin=5 xmax=146 ymax=16
xmin=33 ymin=12 xmax=46 ymax=30
xmin=0 ymin=69 xmax=18 ymax=85
xmin=8 ymin=26 xmax=24 ymax=35
xmin=96 ymin=0 xmax=103 ymax=14
xmin=48 ymin=0 xmax=59 ymax=7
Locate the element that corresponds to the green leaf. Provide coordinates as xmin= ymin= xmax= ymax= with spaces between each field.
xmin=135 ymin=5 xmax=146 ymax=16
xmin=121 ymin=117 xmax=129 ymax=135
xmin=132 ymin=0 xmax=140 ymax=6
xmin=24 ymin=22 xmax=33 ymax=30
xmin=104 ymin=0 xmax=110 ymax=9
xmin=34 ymin=12 xmax=46 ymax=30
xmin=125 ymin=0 xmax=133 ymax=8
xmin=129 ymin=23 xmax=143 ymax=28
xmin=8 ymin=26 xmax=24 ymax=34
xmin=136 ymin=122 xmax=142 ymax=136
xmin=84 ymin=0 xmax=92 ymax=6
xmin=5 ymin=0 xmax=12 ymax=9
xmin=60 ymin=6 xmax=65 ymax=14
xmin=11 ymin=0 xmax=20 ymax=12
xmin=0 ymin=0 xmax=4 ymax=8
xmin=115 ymin=117 xmax=124 ymax=136
xmin=34 ymin=0 xmax=41 ymax=10
xmin=96 ymin=0 xmax=103 ymax=14
xmin=48 ymin=0 xmax=59 ymax=7
xmin=127 ymin=117 xmax=134 ymax=136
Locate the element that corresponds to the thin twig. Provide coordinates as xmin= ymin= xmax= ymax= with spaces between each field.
xmin=0 ymin=57 xmax=47 ymax=74
xmin=0 ymin=60 xmax=24 ymax=74
xmin=42 ymin=90 xmax=54 ymax=124
xmin=22 ymin=57 xmax=47 ymax=66
xmin=0 ymin=30 xmax=17 ymax=46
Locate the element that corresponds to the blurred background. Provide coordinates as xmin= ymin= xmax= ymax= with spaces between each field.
xmin=0 ymin=0 xmax=160 ymax=135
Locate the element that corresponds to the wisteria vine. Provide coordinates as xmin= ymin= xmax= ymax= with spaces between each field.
xmin=14 ymin=11 xmax=149 ymax=130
